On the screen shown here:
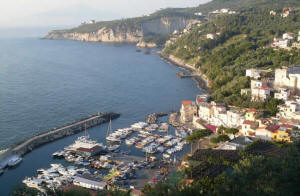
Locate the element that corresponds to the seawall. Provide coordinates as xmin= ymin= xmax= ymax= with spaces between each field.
xmin=157 ymin=52 xmax=210 ymax=91
xmin=0 ymin=112 xmax=120 ymax=167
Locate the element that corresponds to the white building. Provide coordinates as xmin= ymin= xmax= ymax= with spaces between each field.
xmin=283 ymin=32 xmax=294 ymax=40
xmin=251 ymin=87 xmax=270 ymax=101
xmin=73 ymin=176 xmax=107 ymax=190
xmin=274 ymin=67 xmax=300 ymax=92
xmin=272 ymin=39 xmax=290 ymax=49
xmin=194 ymin=12 xmax=203 ymax=16
xmin=298 ymin=31 xmax=300 ymax=42
xmin=246 ymin=69 xmax=262 ymax=79
xmin=277 ymin=100 xmax=300 ymax=121
xmin=274 ymin=88 xmax=290 ymax=101
xmin=206 ymin=33 xmax=216 ymax=39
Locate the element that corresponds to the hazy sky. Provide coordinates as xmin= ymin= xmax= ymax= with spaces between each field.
xmin=0 ymin=0 xmax=209 ymax=28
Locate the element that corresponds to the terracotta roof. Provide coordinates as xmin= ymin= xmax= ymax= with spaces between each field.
xmin=266 ymin=125 xmax=280 ymax=132
xmin=243 ymin=120 xmax=255 ymax=125
xmin=248 ymin=131 xmax=256 ymax=136
xmin=280 ymin=124 xmax=294 ymax=129
xmin=182 ymin=100 xmax=192 ymax=106
xmin=197 ymin=98 xmax=206 ymax=103
xmin=205 ymin=124 xmax=217 ymax=132
xmin=248 ymin=108 xmax=256 ymax=112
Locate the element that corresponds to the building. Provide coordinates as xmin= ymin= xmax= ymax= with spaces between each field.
xmin=218 ymin=136 xmax=253 ymax=150
xmin=274 ymin=67 xmax=300 ymax=92
xmin=246 ymin=69 xmax=262 ymax=79
xmin=196 ymin=94 xmax=210 ymax=105
xmin=73 ymin=176 xmax=107 ymax=191
xmin=180 ymin=101 xmax=197 ymax=122
xmin=227 ymin=110 xmax=244 ymax=127
xmin=274 ymin=88 xmax=290 ymax=101
xmin=251 ymin=86 xmax=270 ymax=101
xmin=271 ymin=127 xmax=291 ymax=142
xmin=270 ymin=10 xmax=277 ymax=15
xmin=194 ymin=12 xmax=203 ymax=16
xmin=245 ymin=109 xmax=263 ymax=121
xmin=283 ymin=32 xmax=294 ymax=40
xmin=76 ymin=145 xmax=104 ymax=157
xmin=197 ymin=103 xmax=212 ymax=121
xmin=241 ymin=120 xmax=259 ymax=136
xmin=298 ymin=31 xmax=300 ymax=42
xmin=277 ymin=100 xmax=300 ymax=122
xmin=271 ymin=38 xmax=290 ymax=49
xmin=281 ymin=9 xmax=292 ymax=18
xmin=292 ymin=42 xmax=300 ymax=49
xmin=206 ymin=33 xmax=216 ymax=39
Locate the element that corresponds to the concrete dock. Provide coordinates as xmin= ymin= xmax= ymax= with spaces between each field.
xmin=0 ymin=112 xmax=120 ymax=168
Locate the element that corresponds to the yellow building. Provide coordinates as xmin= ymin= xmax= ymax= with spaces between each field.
xmin=271 ymin=127 xmax=292 ymax=143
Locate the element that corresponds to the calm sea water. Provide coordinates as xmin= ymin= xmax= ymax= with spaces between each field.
xmin=0 ymin=38 xmax=201 ymax=195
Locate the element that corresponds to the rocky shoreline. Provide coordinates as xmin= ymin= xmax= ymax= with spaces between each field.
xmin=157 ymin=51 xmax=210 ymax=92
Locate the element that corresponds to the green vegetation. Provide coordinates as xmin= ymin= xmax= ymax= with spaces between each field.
xmin=143 ymin=141 xmax=300 ymax=196
xmin=210 ymin=134 xmax=230 ymax=144
xmin=186 ymin=129 xmax=213 ymax=153
xmin=164 ymin=1 xmax=300 ymax=107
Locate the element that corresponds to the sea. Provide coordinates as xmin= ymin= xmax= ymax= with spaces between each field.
xmin=0 ymin=37 xmax=202 ymax=195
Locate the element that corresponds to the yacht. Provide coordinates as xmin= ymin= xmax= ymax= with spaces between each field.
xmin=7 ymin=156 xmax=22 ymax=167
xmin=131 ymin=122 xmax=148 ymax=129
xmin=108 ymin=144 xmax=120 ymax=152
xmin=158 ymin=123 xmax=169 ymax=132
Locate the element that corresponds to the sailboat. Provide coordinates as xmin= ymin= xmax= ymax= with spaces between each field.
xmin=106 ymin=119 xmax=121 ymax=142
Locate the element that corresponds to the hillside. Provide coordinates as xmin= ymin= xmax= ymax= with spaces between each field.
xmin=44 ymin=0 xmax=300 ymax=45
xmin=163 ymin=1 xmax=300 ymax=107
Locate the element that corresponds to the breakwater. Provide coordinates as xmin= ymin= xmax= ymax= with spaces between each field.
xmin=0 ymin=112 xmax=120 ymax=167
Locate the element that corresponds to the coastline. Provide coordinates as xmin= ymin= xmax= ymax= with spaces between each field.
xmin=157 ymin=51 xmax=210 ymax=92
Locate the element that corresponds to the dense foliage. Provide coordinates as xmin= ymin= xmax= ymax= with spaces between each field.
xmin=164 ymin=7 xmax=300 ymax=106
xmin=144 ymin=141 xmax=300 ymax=196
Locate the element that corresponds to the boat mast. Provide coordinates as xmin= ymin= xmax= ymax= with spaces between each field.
xmin=106 ymin=118 xmax=112 ymax=138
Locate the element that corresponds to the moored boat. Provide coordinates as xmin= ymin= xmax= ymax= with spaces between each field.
xmin=7 ymin=156 xmax=22 ymax=167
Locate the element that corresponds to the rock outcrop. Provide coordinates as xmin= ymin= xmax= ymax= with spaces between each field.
xmin=44 ymin=16 xmax=197 ymax=45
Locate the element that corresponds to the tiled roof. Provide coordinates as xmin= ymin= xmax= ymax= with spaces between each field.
xmin=182 ymin=100 xmax=192 ymax=106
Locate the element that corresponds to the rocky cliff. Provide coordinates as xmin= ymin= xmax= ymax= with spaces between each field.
xmin=44 ymin=16 xmax=197 ymax=44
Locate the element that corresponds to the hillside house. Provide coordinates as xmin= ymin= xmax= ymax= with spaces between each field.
xmin=180 ymin=101 xmax=197 ymax=122
xmin=283 ymin=32 xmax=294 ymax=40
xmin=246 ymin=69 xmax=262 ymax=79
xmin=271 ymin=127 xmax=291 ymax=142
xmin=274 ymin=67 xmax=300 ymax=92
xmin=206 ymin=33 xmax=216 ymax=39
xmin=274 ymin=88 xmax=290 ymax=101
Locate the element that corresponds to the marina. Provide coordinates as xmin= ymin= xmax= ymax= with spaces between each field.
xmin=0 ymin=38 xmax=200 ymax=195
xmin=21 ymin=119 xmax=190 ymax=192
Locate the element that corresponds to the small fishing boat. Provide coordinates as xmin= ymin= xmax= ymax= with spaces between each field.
xmin=7 ymin=156 xmax=22 ymax=167
xmin=108 ymin=144 xmax=120 ymax=152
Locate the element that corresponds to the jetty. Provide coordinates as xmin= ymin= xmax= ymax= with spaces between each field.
xmin=0 ymin=112 xmax=120 ymax=168
xmin=176 ymin=72 xmax=197 ymax=78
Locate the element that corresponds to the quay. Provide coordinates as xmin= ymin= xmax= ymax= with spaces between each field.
xmin=0 ymin=112 xmax=120 ymax=168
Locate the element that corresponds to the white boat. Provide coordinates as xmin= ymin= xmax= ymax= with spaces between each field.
xmin=157 ymin=146 xmax=165 ymax=153
xmin=158 ymin=123 xmax=169 ymax=132
xmin=163 ymin=153 xmax=171 ymax=159
xmin=131 ymin=122 xmax=148 ymax=129
xmin=108 ymin=144 xmax=120 ymax=152
xmin=7 ymin=156 xmax=22 ymax=167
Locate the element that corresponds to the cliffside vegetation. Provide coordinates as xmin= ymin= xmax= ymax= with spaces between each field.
xmin=163 ymin=1 xmax=300 ymax=107
xmin=143 ymin=141 xmax=300 ymax=196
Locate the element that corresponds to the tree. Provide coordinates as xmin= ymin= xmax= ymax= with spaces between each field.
xmin=210 ymin=137 xmax=219 ymax=144
xmin=265 ymin=98 xmax=284 ymax=116
xmin=217 ymin=135 xmax=230 ymax=142
xmin=224 ymin=128 xmax=239 ymax=138
xmin=64 ymin=187 xmax=92 ymax=196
